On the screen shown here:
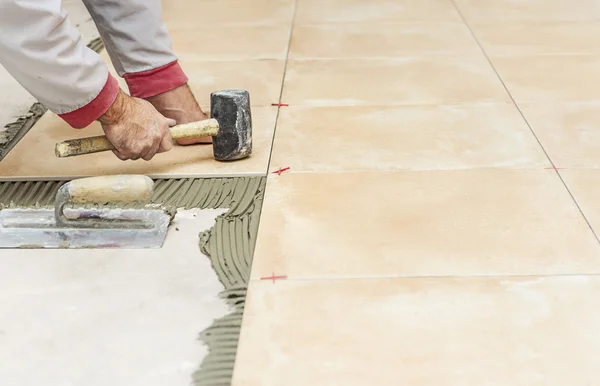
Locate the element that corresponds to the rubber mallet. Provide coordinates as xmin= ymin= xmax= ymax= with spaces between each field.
xmin=54 ymin=89 xmax=252 ymax=162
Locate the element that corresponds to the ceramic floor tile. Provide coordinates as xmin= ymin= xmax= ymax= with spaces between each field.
xmin=561 ymin=170 xmax=600 ymax=233
xmin=162 ymin=0 xmax=295 ymax=26
xmin=0 ymin=107 xmax=276 ymax=180
xmin=296 ymin=0 xmax=462 ymax=23
xmin=518 ymin=102 xmax=600 ymax=168
xmin=472 ymin=22 xmax=600 ymax=56
xmin=454 ymin=0 xmax=600 ymax=22
xmin=289 ymin=22 xmax=480 ymax=59
xmin=270 ymin=104 xmax=549 ymax=172
xmin=491 ymin=55 xmax=600 ymax=103
xmin=169 ymin=24 xmax=291 ymax=61
xmin=180 ymin=59 xmax=285 ymax=108
xmin=250 ymin=171 xmax=600 ymax=279
xmin=232 ymin=275 xmax=600 ymax=386
xmin=282 ymin=57 xmax=511 ymax=106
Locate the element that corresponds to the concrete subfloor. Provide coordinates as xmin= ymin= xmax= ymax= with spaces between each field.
xmin=0 ymin=208 xmax=229 ymax=386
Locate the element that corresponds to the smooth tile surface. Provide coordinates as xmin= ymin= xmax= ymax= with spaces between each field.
xmin=282 ymin=57 xmax=511 ymax=106
xmin=519 ymin=102 xmax=600 ymax=168
xmin=296 ymin=0 xmax=462 ymax=22
xmin=270 ymin=104 xmax=549 ymax=172
xmin=492 ymin=55 xmax=600 ymax=103
xmin=232 ymin=275 xmax=600 ymax=386
xmin=250 ymin=171 xmax=600 ymax=279
xmin=454 ymin=0 xmax=600 ymax=22
xmin=561 ymin=169 xmax=600 ymax=233
xmin=180 ymin=59 xmax=286 ymax=108
xmin=163 ymin=0 xmax=295 ymax=26
xmin=170 ymin=24 xmax=291 ymax=61
xmin=0 ymin=107 xmax=276 ymax=180
xmin=472 ymin=22 xmax=600 ymax=56
xmin=289 ymin=22 xmax=480 ymax=58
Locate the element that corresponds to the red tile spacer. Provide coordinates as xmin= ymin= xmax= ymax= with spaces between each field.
xmin=260 ymin=273 xmax=288 ymax=283
xmin=272 ymin=166 xmax=290 ymax=175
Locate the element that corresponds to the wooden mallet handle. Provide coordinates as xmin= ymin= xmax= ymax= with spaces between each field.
xmin=62 ymin=175 xmax=154 ymax=204
xmin=54 ymin=119 xmax=219 ymax=158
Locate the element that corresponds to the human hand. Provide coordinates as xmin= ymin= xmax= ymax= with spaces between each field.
xmin=99 ymin=89 xmax=175 ymax=161
xmin=144 ymin=84 xmax=210 ymax=145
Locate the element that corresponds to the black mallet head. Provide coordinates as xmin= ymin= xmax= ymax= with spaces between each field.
xmin=209 ymin=89 xmax=252 ymax=162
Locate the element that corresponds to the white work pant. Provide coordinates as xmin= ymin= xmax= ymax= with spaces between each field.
xmin=0 ymin=0 xmax=188 ymax=128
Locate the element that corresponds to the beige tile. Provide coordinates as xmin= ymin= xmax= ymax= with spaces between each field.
xmin=282 ymin=57 xmax=511 ymax=106
xmin=473 ymin=22 xmax=600 ymax=56
xmin=0 ymin=107 xmax=276 ymax=180
xmin=250 ymin=171 xmax=600 ymax=279
xmin=296 ymin=0 xmax=462 ymax=23
xmin=169 ymin=24 xmax=291 ymax=61
xmin=561 ymin=169 xmax=600 ymax=233
xmin=180 ymin=59 xmax=285 ymax=108
xmin=162 ymin=0 xmax=295 ymax=26
xmin=454 ymin=0 xmax=600 ymax=22
xmin=519 ymin=102 xmax=600 ymax=168
xmin=289 ymin=22 xmax=480 ymax=59
xmin=492 ymin=55 xmax=600 ymax=103
xmin=270 ymin=104 xmax=549 ymax=172
xmin=232 ymin=275 xmax=600 ymax=385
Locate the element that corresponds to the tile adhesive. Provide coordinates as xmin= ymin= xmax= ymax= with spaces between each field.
xmin=0 ymin=176 xmax=266 ymax=385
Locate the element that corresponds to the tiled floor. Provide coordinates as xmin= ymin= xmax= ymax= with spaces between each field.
xmin=231 ymin=0 xmax=600 ymax=384
xmin=3 ymin=0 xmax=600 ymax=384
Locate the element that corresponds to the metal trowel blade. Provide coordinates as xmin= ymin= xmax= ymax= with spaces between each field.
xmin=0 ymin=208 xmax=171 ymax=249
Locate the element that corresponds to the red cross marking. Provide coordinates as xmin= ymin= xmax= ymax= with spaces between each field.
xmin=271 ymin=103 xmax=289 ymax=107
xmin=545 ymin=164 xmax=563 ymax=171
xmin=272 ymin=166 xmax=290 ymax=175
xmin=260 ymin=273 xmax=288 ymax=283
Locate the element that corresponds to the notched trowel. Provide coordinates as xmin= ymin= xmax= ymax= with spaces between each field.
xmin=0 ymin=175 xmax=172 ymax=249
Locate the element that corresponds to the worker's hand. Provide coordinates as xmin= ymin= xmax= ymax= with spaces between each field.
xmin=144 ymin=84 xmax=211 ymax=145
xmin=98 ymin=89 xmax=175 ymax=161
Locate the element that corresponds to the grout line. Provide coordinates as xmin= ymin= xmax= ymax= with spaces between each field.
xmin=265 ymin=1 xmax=299 ymax=172
xmin=261 ymin=168 xmax=600 ymax=176
xmin=449 ymin=0 xmax=600 ymax=245
xmin=248 ymin=272 xmax=600 ymax=283
xmin=255 ymin=100 xmax=600 ymax=108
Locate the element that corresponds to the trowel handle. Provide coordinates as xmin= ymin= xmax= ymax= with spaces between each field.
xmin=54 ymin=119 xmax=220 ymax=158
xmin=60 ymin=175 xmax=154 ymax=205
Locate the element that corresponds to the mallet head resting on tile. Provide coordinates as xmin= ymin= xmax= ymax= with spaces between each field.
xmin=54 ymin=89 xmax=252 ymax=162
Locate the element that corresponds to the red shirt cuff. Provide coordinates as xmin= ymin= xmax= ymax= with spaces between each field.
xmin=58 ymin=73 xmax=119 ymax=129
xmin=124 ymin=60 xmax=189 ymax=99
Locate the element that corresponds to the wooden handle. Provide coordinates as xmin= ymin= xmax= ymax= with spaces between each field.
xmin=55 ymin=119 xmax=220 ymax=158
xmin=64 ymin=175 xmax=154 ymax=204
